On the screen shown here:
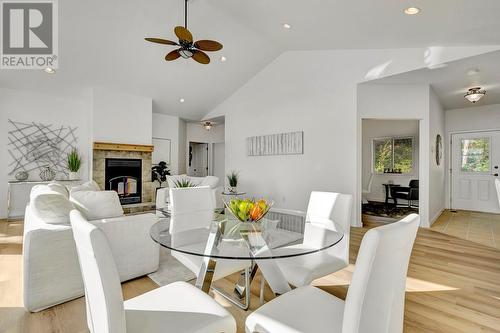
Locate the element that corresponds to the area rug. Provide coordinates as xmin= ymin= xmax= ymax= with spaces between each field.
xmin=362 ymin=201 xmax=418 ymax=219
xmin=148 ymin=248 xmax=196 ymax=286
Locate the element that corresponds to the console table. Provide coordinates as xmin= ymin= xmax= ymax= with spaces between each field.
xmin=6 ymin=180 xmax=83 ymax=220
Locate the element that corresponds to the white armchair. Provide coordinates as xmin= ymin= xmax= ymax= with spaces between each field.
xmin=245 ymin=214 xmax=420 ymax=333
xmin=273 ymin=191 xmax=353 ymax=287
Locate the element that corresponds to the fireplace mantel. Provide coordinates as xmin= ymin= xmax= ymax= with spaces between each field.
xmin=93 ymin=141 xmax=154 ymax=153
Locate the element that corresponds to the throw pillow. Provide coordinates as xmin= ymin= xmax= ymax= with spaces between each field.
xmin=70 ymin=190 xmax=124 ymax=220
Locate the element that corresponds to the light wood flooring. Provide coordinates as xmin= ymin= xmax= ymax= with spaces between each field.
xmin=1 ymin=215 xmax=500 ymax=333
xmin=431 ymin=210 xmax=500 ymax=249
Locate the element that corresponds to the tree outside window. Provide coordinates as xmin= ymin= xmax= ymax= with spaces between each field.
xmin=373 ymin=137 xmax=414 ymax=174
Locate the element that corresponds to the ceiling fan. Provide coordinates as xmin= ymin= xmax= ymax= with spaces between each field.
xmin=145 ymin=0 xmax=223 ymax=64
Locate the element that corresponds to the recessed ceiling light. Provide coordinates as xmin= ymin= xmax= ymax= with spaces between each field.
xmin=179 ymin=98 xmax=185 ymax=103
xmin=282 ymin=23 xmax=291 ymax=29
xmin=404 ymin=7 xmax=421 ymax=15
xmin=220 ymin=56 xmax=227 ymax=62
xmin=44 ymin=67 xmax=55 ymax=74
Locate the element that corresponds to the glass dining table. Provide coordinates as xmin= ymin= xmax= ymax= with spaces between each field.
xmin=150 ymin=210 xmax=343 ymax=309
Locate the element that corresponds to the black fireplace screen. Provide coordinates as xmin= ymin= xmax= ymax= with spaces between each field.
xmin=105 ymin=158 xmax=142 ymax=205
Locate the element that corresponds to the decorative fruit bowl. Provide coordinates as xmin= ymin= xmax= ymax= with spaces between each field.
xmin=223 ymin=197 xmax=274 ymax=222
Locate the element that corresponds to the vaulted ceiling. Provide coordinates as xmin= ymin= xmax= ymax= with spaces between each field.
xmin=1 ymin=0 xmax=500 ymax=119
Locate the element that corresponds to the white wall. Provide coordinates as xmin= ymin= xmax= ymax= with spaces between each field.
xmin=444 ymin=103 xmax=500 ymax=208
xmin=178 ymin=118 xmax=187 ymax=174
xmin=362 ymin=119 xmax=420 ymax=202
xmin=204 ymin=46 xmax=498 ymax=226
xmin=428 ymin=88 xmax=446 ymax=224
xmin=152 ymin=113 xmax=181 ymax=174
xmin=92 ymin=87 xmax=152 ymax=145
xmin=0 ymin=88 xmax=91 ymax=218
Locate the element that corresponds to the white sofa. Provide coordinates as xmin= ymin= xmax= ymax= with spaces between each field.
xmin=155 ymin=175 xmax=223 ymax=211
xmin=23 ymin=182 xmax=160 ymax=312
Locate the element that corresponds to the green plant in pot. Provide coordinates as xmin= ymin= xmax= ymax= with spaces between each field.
xmin=174 ymin=179 xmax=196 ymax=188
xmin=66 ymin=149 xmax=81 ymax=180
xmin=227 ymin=170 xmax=239 ymax=194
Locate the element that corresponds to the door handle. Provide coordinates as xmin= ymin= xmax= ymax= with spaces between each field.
xmin=492 ymin=173 xmax=499 ymax=177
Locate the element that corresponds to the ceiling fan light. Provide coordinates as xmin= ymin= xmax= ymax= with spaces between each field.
xmin=464 ymin=87 xmax=486 ymax=103
xmin=179 ymin=49 xmax=193 ymax=59
xmin=202 ymin=121 xmax=213 ymax=130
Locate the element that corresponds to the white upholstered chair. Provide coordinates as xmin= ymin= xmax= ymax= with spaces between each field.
xmin=274 ymin=191 xmax=353 ymax=287
xmin=169 ymin=187 xmax=250 ymax=295
xmin=70 ymin=210 xmax=236 ymax=333
xmin=495 ymin=179 xmax=500 ymax=208
xmin=246 ymin=213 xmax=420 ymax=333
xmin=362 ymin=174 xmax=374 ymax=204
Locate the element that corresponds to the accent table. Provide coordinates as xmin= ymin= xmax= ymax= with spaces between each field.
xmin=6 ymin=179 xmax=83 ymax=220
xmin=150 ymin=211 xmax=343 ymax=310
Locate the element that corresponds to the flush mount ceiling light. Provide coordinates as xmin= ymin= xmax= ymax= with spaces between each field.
xmin=464 ymin=87 xmax=486 ymax=103
xmin=201 ymin=121 xmax=216 ymax=130
xmin=44 ymin=67 xmax=55 ymax=74
xmin=282 ymin=23 xmax=292 ymax=29
xmin=404 ymin=7 xmax=421 ymax=15
xmin=179 ymin=98 xmax=185 ymax=103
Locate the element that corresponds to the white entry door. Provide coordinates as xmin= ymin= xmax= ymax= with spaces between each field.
xmin=451 ymin=131 xmax=500 ymax=213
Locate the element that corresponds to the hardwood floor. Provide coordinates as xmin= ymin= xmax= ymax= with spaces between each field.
xmin=431 ymin=210 xmax=500 ymax=249
xmin=1 ymin=216 xmax=500 ymax=333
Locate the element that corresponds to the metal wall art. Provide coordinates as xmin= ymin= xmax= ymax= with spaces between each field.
xmin=247 ymin=131 xmax=303 ymax=156
xmin=8 ymin=119 xmax=78 ymax=178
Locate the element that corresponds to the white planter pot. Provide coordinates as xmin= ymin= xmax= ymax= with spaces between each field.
xmin=228 ymin=186 xmax=238 ymax=194
xmin=68 ymin=171 xmax=79 ymax=180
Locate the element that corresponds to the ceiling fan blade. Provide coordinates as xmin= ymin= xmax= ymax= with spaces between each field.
xmin=192 ymin=50 xmax=210 ymax=64
xmin=194 ymin=40 xmax=223 ymax=52
xmin=145 ymin=38 xmax=178 ymax=46
xmin=165 ymin=49 xmax=181 ymax=61
xmin=174 ymin=26 xmax=193 ymax=43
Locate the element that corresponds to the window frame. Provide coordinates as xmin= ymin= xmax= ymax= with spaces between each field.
xmin=371 ymin=135 xmax=415 ymax=175
xmin=459 ymin=136 xmax=491 ymax=174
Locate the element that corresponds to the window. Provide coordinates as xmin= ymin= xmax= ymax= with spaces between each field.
xmin=460 ymin=138 xmax=490 ymax=173
xmin=373 ymin=137 xmax=414 ymax=174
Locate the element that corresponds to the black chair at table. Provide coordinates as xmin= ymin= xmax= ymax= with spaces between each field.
xmin=390 ymin=180 xmax=419 ymax=207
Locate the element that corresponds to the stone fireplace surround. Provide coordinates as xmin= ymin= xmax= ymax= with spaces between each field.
xmin=92 ymin=142 xmax=154 ymax=207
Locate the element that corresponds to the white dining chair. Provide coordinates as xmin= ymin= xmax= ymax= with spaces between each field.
xmin=273 ymin=191 xmax=353 ymax=287
xmin=169 ymin=187 xmax=251 ymax=306
xmin=70 ymin=210 xmax=236 ymax=333
xmin=246 ymin=213 xmax=420 ymax=333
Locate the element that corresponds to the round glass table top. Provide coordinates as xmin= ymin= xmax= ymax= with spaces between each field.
xmin=150 ymin=211 xmax=344 ymax=260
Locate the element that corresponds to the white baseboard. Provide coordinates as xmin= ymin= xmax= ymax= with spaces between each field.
xmin=430 ymin=208 xmax=445 ymax=226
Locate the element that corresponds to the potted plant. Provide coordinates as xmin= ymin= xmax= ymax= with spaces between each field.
xmin=227 ymin=170 xmax=239 ymax=194
xmin=151 ymin=161 xmax=170 ymax=188
xmin=66 ymin=149 xmax=81 ymax=180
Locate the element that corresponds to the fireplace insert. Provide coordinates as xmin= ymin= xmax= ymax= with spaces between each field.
xmin=105 ymin=158 xmax=142 ymax=205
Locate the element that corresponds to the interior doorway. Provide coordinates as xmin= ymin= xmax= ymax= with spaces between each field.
xmin=450 ymin=130 xmax=500 ymax=213
xmin=188 ymin=142 xmax=209 ymax=177
xmin=361 ymin=119 xmax=420 ymax=223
